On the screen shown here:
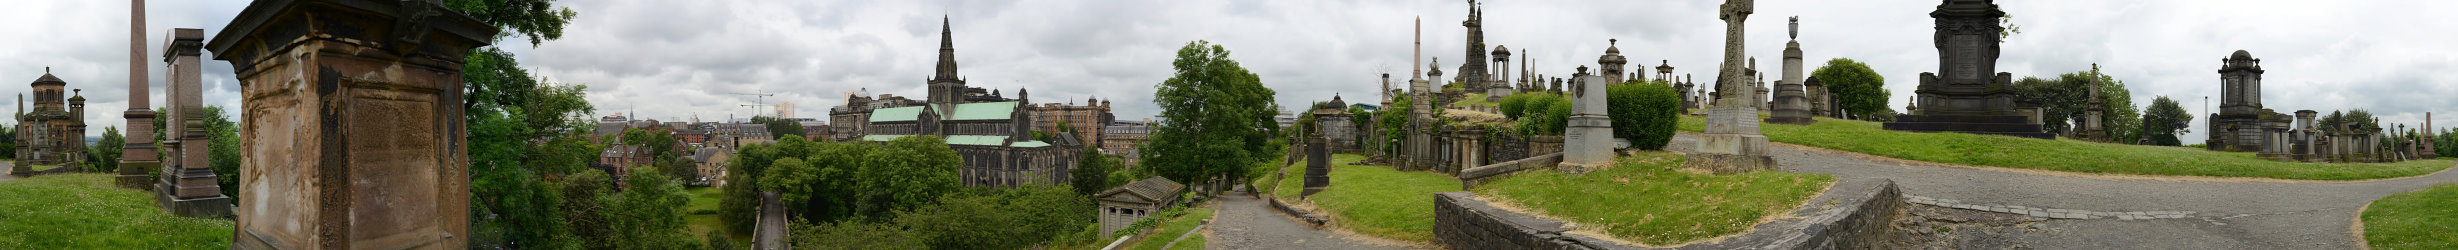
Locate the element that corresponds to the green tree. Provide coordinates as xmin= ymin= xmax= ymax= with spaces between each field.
xmin=2013 ymin=70 xmax=2137 ymax=142
xmin=441 ymin=1 xmax=591 ymax=248
xmin=609 ymin=166 xmax=702 ymax=249
xmin=790 ymin=220 xmax=926 ymax=250
xmin=2141 ymin=96 xmax=2193 ymax=146
xmin=558 ymin=169 xmax=615 ymax=249
xmin=1376 ymin=95 xmax=1413 ymax=155
xmin=87 ymin=126 xmax=123 ymax=172
xmin=0 ymin=125 xmax=14 ymax=159
xmin=1513 ymin=93 xmax=1571 ymax=135
xmin=1610 ymin=81 xmax=1680 ymax=150
xmin=151 ymin=106 xmax=242 ymax=200
xmin=892 ymin=184 xmax=1092 ymax=250
xmin=1071 ymin=147 xmax=1121 ymax=196
xmin=441 ymin=0 xmax=578 ymax=47
xmin=1143 ymin=40 xmax=1279 ymax=196
xmin=751 ymin=116 xmax=808 ymax=139
xmin=1810 ymin=58 xmax=1890 ymax=120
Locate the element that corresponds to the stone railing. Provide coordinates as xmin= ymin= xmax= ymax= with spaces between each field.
xmin=1457 ymin=152 xmax=1563 ymax=190
xmin=1434 ymin=178 xmax=1903 ymax=249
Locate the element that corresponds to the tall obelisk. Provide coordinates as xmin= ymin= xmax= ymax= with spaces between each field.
xmin=118 ymin=0 xmax=159 ymax=190
xmin=1683 ymin=0 xmax=1777 ymax=174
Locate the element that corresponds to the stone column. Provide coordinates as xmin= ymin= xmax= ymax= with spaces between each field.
xmin=1765 ymin=17 xmax=1813 ymax=125
xmin=155 ymin=28 xmax=231 ymax=218
xmin=118 ymin=0 xmax=161 ymax=190
xmin=1683 ymin=0 xmax=1776 ymax=174
xmin=207 ymin=0 xmax=494 ymax=248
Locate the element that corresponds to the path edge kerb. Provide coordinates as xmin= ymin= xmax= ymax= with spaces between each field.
xmin=1432 ymin=178 xmax=1904 ymax=249
xmin=1767 ymin=140 xmax=2458 ymax=184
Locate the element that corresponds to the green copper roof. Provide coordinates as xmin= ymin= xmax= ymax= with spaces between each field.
xmin=948 ymin=102 xmax=1019 ymax=121
xmin=945 ymin=135 xmax=1009 ymax=146
xmin=1012 ymin=141 xmax=1051 ymax=148
xmin=861 ymin=135 xmax=910 ymax=141
xmin=869 ymin=106 xmax=928 ymax=122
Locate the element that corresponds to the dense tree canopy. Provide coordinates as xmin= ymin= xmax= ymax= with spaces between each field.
xmin=1809 ymin=58 xmax=1890 ymax=119
xmin=1143 ymin=40 xmax=1281 ymax=194
xmin=2141 ymin=96 xmax=2193 ymax=146
xmin=2012 ymin=70 xmax=2139 ymax=143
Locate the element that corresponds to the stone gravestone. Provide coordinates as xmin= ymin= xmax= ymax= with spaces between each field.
xmin=2077 ymin=64 xmax=2109 ymax=142
xmin=1683 ymin=0 xmax=1778 ymax=174
xmin=118 ymin=0 xmax=161 ymax=190
xmin=1765 ymin=16 xmax=1814 ymax=125
xmin=156 ymin=28 xmax=232 ymax=218
xmin=1302 ymin=137 xmax=1331 ymax=198
xmin=1561 ymin=68 xmax=1615 ymax=169
xmin=207 ymin=0 xmax=494 ymax=248
xmin=1881 ymin=0 xmax=2053 ymax=139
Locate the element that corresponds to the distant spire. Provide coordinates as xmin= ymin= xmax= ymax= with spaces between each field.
xmin=932 ymin=15 xmax=961 ymax=81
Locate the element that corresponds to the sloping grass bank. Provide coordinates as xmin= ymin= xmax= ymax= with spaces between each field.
xmin=1677 ymin=116 xmax=2450 ymax=180
xmin=0 ymin=174 xmax=234 ymax=249
xmin=2362 ymin=183 xmax=2458 ymax=250
xmin=1474 ymin=151 xmax=1834 ymax=245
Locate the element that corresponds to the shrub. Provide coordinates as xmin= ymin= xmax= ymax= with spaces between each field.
xmin=1517 ymin=94 xmax=1572 ymax=135
xmin=1609 ymin=83 xmax=1681 ymax=150
xmin=1499 ymin=93 xmax=1535 ymax=119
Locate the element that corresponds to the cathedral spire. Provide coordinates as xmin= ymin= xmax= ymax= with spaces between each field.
xmin=933 ymin=15 xmax=960 ymax=82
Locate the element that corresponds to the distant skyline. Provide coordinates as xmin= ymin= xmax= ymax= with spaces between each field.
xmin=3 ymin=0 xmax=2455 ymax=144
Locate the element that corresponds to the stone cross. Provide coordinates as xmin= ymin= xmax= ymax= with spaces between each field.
xmin=1717 ymin=0 xmax=1753 ymax=103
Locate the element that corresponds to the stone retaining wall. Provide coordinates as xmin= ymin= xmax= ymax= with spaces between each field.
xmin=1435 ymin=178 xmax=1903 ymax=249
xmin=1457 ymin=152 xmax=1564 ymax=190
xmin=1267 ymin=197 xmax=1327 ymax=227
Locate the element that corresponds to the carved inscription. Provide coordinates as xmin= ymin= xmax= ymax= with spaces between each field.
xmin=1951 ymin=35 xmax=1982 ymax=81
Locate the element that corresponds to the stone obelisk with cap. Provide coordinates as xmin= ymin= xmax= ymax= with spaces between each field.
xmin=118 ymin=0 xmax=161 ymax=190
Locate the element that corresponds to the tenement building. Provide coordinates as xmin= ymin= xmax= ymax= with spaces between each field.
xmin=1031 ymin=98 xmax=1113 ymax=149
xmin=842 ymin=17 xmax=1079 ymax=188
xmin=15 ymin=68 xmax=89 ymax=169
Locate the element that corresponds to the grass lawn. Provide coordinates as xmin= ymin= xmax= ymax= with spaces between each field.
xmin=1271 ymin=161 xmax=1307 ymax=201
xmin=1475 ymin=151 xmax=1834 ymax=245
xmin=0 ymin=174 xmax=234 ymax=249
xmin=1121 ymin=207 xmax=1216 ymax=250
xmin=2362 ymin=183 xmax=2458 ymax=250
xmin=681 ymin=187 xmax=748 ymax=245
xmin=1451 ymin=93 xmax=1496 ymax=108
xmin=29 ymin=164 xmax=64 ymax=171
xmin=1298 ymin=153 xmax=1460 ymax=242
xmin=1677 ymin=116 xmax=2452 ymax=180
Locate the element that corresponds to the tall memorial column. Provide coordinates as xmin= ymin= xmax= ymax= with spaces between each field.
xmin=156 ymin=28 xmax=231 ymax=218
xmin=206 ymin=0 xmax=495 ymax=248
xmin=1684 ymin=0 xmax=1777 ymax=174
xmin=1765 ymin=16 xmax=1814 ymax=125
xmin=1881 ymin=0 xmax=2052 ymax=139
xmin=119 ymin=0 xmax=161 ymax=189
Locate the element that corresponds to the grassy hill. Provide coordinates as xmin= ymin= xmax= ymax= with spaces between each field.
xmin=1678 ymin=116 xmax=2451 ymax=180
xmin=2362 ymin=184 xmax=2458 ymax=250
xmin=1475 ymin=151 xmax=1834 ymax=245
xmin=0 ymin=174 xmax=234 ymax=249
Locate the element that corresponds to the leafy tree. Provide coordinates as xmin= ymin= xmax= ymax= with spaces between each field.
xmin=2141 ymin=96 xmax=2193 ymax=146
xmin=609 ymin=166 xmax=702 ymax=249
xmin=1610 ymin=81 xmax=1680 ymax=150
xmin=790 ymin=220 xmax=926 ymax=250
xmin=1143 ymin=40 xmax=1279 ymax=196
xmin=751 ymin=116 xmax=808 ymax=139
xmin=86 ymin=126 xmax=123 ymax=172
xmin=2013 ymin=70 xmax=2137 ymax=142
xmin=1810 ymin=58 xmax=1889 ymax=120
xmin=1376 ymin=95 xmax=1413 ymax=155
xmin=891 ymin=184 xmax=1092 ymax=250
xmin=559 ymin=169 xmax=615 ymax=249
xmin=441 ymin=0 xmax=578 ymax=47
xmin=0 ymin=125 xmax=14 ymax=159
xmin=1071 ymin=147 xmax=1121 ymax=196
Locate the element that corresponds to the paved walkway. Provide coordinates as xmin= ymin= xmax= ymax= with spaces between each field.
xmin=1206 ymin=193 xmax=1410 ymax=250
xmin=0 ymin=162 xmax=17 ymax=182
xmin=1670 ymin=133 xmax=2458 ymax=249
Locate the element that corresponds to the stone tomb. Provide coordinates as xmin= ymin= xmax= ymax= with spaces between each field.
xmin=1882 ymin=0 xmax=2053 ymax=139
xmin=157 ymin=28 xmax=232 ymax=218
xmin=1683 ymin=0 xmax=1778 ymax=174
xmin=207 ymin=0 xmax=495 ymax=248
xmin=1764 ymin=16 xmax=1815 ymax=125
xmin=1562 ymin=74 xmax=1614 ymax=168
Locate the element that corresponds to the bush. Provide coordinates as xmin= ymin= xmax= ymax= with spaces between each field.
xmin=1609 ymin=83 xmax=1681 ymax=150
xmin=1499 ymin=93 xmax=1536 ymax=119
xmin=1516 ymin=94 xmax=1572 ymax=135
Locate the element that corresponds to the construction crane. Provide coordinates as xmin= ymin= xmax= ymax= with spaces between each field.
xmin=732 ymin=90 xmax=776 ymax=119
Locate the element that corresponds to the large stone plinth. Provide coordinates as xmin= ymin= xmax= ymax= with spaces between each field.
xmin=157 ymin=27 xmax=231 ymax=218
xmin=1688 ymin=105 xmax=1776 ymax=173
xmin=207 ymin=0 xmax=494 ymax=248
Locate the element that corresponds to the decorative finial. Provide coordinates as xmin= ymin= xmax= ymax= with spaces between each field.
xmin=1789 ymin=16 xmax=1800 ymax=40
xmin=1609 ymin=39 xmax=1617 ymax=46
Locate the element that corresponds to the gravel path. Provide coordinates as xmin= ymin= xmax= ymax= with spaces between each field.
xmin=1671 ymin=133 xmax=2458 ymax=249
xmin=0 ymin=162 xmax=17 ymax=182
xmin=1206 ymin=194 xmax=1410 ymax=250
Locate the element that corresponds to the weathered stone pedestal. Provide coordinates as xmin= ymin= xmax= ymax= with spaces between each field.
xmin=1882 ymin=0 xmax=2052 ymax=139
xmin=208 ymin=0 xmax=493 ymax=248
xmin=1301 ymin=137 xmax=1330 ymax=198
xmin=1562 ymin=75 xmax=1616 ymax=170
xmin=156 ymin=27 xmax=232 ymax=218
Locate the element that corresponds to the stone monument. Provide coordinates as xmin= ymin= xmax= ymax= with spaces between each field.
xmin=207 ymin=0 xmax=494 ymax=248
xmin=1683 ymin=0 xmax=1778 ymax=174
xmin=1805 ymin=76 xmax=1831 ymax=117
xmin=1302 ymin=136 xmax=1331 ymax=197
xmin=1488 ymin=46 xmax=1515 ymax=102
xmin=118 ymin=0 xmax=162 ymax=190
xmin=1562 ymin=62 xmax=1615 ymax=169
xmin=2077 ymin=64 xmax=2109 ymax=142
xmin=1765 ymin=16 xmax=1814 ymax=125
xmin=1600 ymin=40 xmax=1628 ymax=84
xmin=1882 ymin=0 xmax=2053 ymax=139
xmin=156 ymin=28 xmax=232 ymax=218
xmin=2427 ymin=112 xmax=2437 ymax=159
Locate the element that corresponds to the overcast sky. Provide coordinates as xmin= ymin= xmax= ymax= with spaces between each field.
xmin=5 ymin=0 xmax=2454 ymax=145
